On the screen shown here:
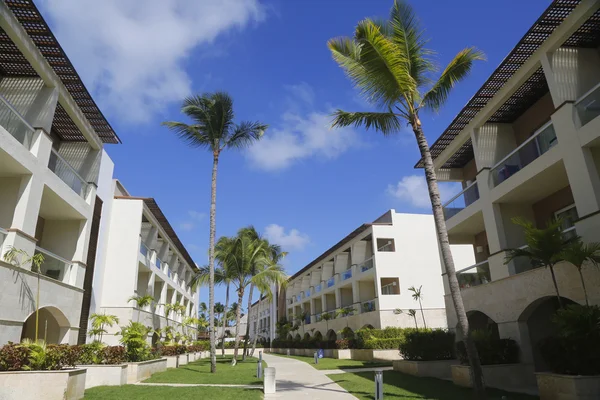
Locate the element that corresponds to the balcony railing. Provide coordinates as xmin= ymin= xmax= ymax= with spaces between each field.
xmin=326 ymin=277 xmax=335 ymax=288
xmin=305 ymin=289 xmax=311 ymax=297
xmin=0 ymin=94 xmax=35 ymax=149
xmin=48 ymin=148 xmax=89 ymax=198
xmin=442 ymin=182 xmax=480 ymax=220
xmin=457 ymin=260 xmax=491 ymax=289
xmin=490 ymin=122 xmax=557 ymax=187
xmin=314 ymin=284 xmax=322 ymax=294
xmin=341 ymin=268 xmax=352 ymax=281
xmin=139 ymin=242 xmax=149 ymax=258
xmin=575 ymin=82 xmax=600 ymax=126
xmin=361 ymin=299 xmax=376 ymax=313
xmin=34 ymin=247 xmax=72 ymax=283
xmin=0 ymin=227 xmax=7 ymax=249
xmin=356 ymin=258 xmax=374 ymax=273
xmin=156 ymin=257 xmax=162 ymax=269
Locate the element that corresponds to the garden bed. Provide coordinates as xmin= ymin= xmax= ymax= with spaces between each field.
xmin=393 ymin=359 xmax=456 ymax=380
xmin=536 ymin=372 xmax=600 ymax=400
xmin=127 ymin=358 xmax=168 ymax=383
xmin=78 ymin=364 xmax=128 ymax=388
xmin=0 ymin=368 xmax=86 ymax=400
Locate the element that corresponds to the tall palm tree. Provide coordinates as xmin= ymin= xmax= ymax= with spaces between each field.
xmin=128 ymin=295 xmax=154 ymax=322
xmin=163 ymin=92 xmax=267 ymax=373
xmin=561 ymin=240 xmax=600 ymax=306
xmin=505 ymin=218 xmax=574 ymax=309
xmin=327 ymin=1 xmax=486 ymax=396
xmin=408 ymin=285 xmax=427 ymax=329
xmin=214 ymin=302 xmax=225 ymax=329
xmin=227 ymin=303 xmax=240 ymax=327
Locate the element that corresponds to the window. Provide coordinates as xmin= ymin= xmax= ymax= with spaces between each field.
xmin=380 ymin=277 xmax=400 ymax=295
xmin=377 ymin=238 xmax=395 ymax=252
xmin=555 ymin=205 xmax=578 ymax=239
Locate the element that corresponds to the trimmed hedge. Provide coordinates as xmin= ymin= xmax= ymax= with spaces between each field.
xmin=457 ymin=338 xmax=519 ymax=365
xmin=399 ymin=329 xmax=455 ymax=361
xmin=363 ymin=338 xmax=404 ymax=349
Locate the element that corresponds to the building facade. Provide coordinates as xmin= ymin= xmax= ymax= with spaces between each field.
xmin=0 ymin=1 xmax=120 ymax=345
xmin=88 ymin=181 xmax=199 ymax=345
xmin=248 ymin=292 xmax=277 ymax=343
xmin=419 ymin=0 xmax=600 ymax=386
xmin=279 ymin=210 xmax=475 ymax=341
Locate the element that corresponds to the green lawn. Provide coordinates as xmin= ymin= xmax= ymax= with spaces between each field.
xmin=329 ymin=370 xmax=540 ymax=400
xmin=274 ymin=354 xmax=392 ymax=371
xmin=84 ymin=385 xmax=262 ymax=400
xmin=143 ymin=356 xmax=266 ymax=385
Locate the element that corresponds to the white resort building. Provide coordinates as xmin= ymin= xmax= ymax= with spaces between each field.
xmin=419 ymin=0 xmax=600 ymax=387
xmin=278 ymin=210 xmax=475 ymax=341
xmin=87 ymin=181 xmax=199 ymax=345
xmin=0 ymin=1 xmax=119 ymax=345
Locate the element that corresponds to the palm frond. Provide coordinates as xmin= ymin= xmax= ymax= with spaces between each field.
xmin=562 ymin=240 xmax=600 ymax=270
xmin=331 ymin=110 xmax=403 ymax=135
xmin=225 ymin=121 xmax=268 ymax=150
xmin=421 ymin=47 xmax=485 ymax=111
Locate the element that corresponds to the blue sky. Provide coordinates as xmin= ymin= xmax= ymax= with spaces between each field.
xmin=39 ymin=0 xmax=550 ymax=312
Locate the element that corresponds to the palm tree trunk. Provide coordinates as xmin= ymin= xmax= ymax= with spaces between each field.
xmin=233 ymin=289 xmax=244 ymax=362
xmin=548 ymin=264 xmax=564 ymax=308
xmin=418 ymin=299 xmax=427 ymax=329
xmin=36 ymin=272 xmax=40 ymax=341
xmin=242 ymin=284 xmax=254 ymax=361
xmin=578 ymin=268 xmax=589 ymax=306
xmin=221 ymin=284 xmax=230 ymax=357
xmin=208 ymin=153 xmax=219 ymax=373
xmin=412 ymin=119 xmax=486 ymax=399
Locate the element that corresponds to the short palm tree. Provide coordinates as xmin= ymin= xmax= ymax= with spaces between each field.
xmin=128 ymin=295 xmax=154 ymax=322
xmin=163 ymin=92 xmax=267 ymax=373
xmin=89 ymin=313 xmax=119 ymax=343
xmin=561 ymin=240 xmax=600 ymax=306
xmin=408 ymin=285 xmax=426 ymax=329
xmin=321 ymin=311 xmax=333 ymax=333
xmin=408 ymin=309 xmax=418 ymax=329
xmin=505 ymin=218 xmax=574 ymax=308
xmin=335 ymin=306 xmax=354 ymax=328
xmin=327 ymin=1 xmax=486 ymax=395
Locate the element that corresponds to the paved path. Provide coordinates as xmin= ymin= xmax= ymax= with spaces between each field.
xmin=320 ymin=366 xmax=393 ymax=375
xmin=136 ymin=383 xmax=261 ymax=388
xmin=263 ymin=353 xmax=357 ymax=399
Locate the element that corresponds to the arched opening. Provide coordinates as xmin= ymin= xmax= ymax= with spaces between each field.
xmin=152 ymin=332 xmax=160 ymax=346
xmin=303 ymin=332 xmax=311 ymax=341
xmin=313 ymin=331 xmax=323 ymax=342
xmin=518 ymin=296 xmax=577 ymax=371
xmin=361 ymin=324 xmax=374 ymax=330
xmin=286 ymin=334 xmax=293 ymax=340
xmin=326 ymin=329 xmax=337 ymax=341
xmin=21 ymin=306 xmax=70 ymax=344
xmin=294 ymin=333 xmax=301 ymax=341
xmin=455 ymin=310 xmax=499 ymax=341
xmin=341 ymin=326 xmax=354 ymax=340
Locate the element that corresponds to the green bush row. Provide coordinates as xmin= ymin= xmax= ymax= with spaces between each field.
xmin=399 ymin=329 xmax=455 ymax=360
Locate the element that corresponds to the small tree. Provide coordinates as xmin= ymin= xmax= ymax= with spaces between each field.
xmin=4 ymin=248 xmax=45 ymax=340
xmin=89 ymin=313 xmax=119 ymax=343
xmin=321 ymin=312 xmax=333 ymax=333
xmin=408 ymin=309 xmax=418 ymax=329
xmin=408 ymin=285 xmax=427 ymax=329
xmin=119 ymin=321 xmax=153 ymax=362
xmin=335 ymin=306 xmax=354 ymax=328
xmin=561 ymin=240 xmax=600 ymax=306
xmin=505 ymin=218 xmax=574 ymax=308
xmin=128 ymin=295 xmax=154 ymax=322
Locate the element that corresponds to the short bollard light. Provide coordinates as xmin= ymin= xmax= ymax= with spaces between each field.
xmin=286 ymin=349 xmax=290 ymax=356
xmin=257 ymin=359 xmax=263 ymax=379
xmin=314 ymin=352 xmax=318 ymax=364
xmin=375 ymin=370 xmax=383 ymax=400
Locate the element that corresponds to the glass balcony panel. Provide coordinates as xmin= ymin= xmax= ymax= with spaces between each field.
xmin=0 ymin=95 xmax=34 ymax=149
xmin=156 ymin=257 xmax=162 ymax=269
xmin=305 ymin=289 xmax=311 ymax=297
xmin=358 ymin=258 xmax=374 ymax=273
xmin=457 ymin=261 xmax=491 ymax=289
xmin=443 ymin=182 xmax=480 ymax=220
xmin=491 ymin=123 xmax=557 ymax=187
xmin=361 ymin=299 xmax=376 ymax=313
xmin=48 ymin=148 xmax=89 ymax=198
xmin=341 ymin=269 xmax=352 ymax=281
xmin=139 ymin=242 xmax=149 ymax=257
xmin=576 ymin=83 xmax=600 ymax=126
xmin=326 ymin=277 xmax=335 ymax=288
xmin=34 ymin=247 xmax=71 ymax=283
xmin=314 ymin=284 xmax=322 ymax=293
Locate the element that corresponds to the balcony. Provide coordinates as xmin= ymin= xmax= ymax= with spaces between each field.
xmin=48 ymin=148 xmax=89 ymax=198
xmin=341 ymin=268 xmax=353 ymax=281
xmin=443 ymin=182 xmax=480 ymax=220
xmin=155 ymin=257 xmax=162 ymax=270
xmin=457 ymin=260 xmax=491 ymax=289
xmin=0 ymin=94 xmax=35 ymax=149
xmin=575 ymin=82 xmax=600 ymax=126
xmin=314 ymin=283 xmax=322 ymax=294
xmin=490 ymin=122 xmax=557 ymax=187
xmin=356 ymin=258 xmax=374 ymax=273
xmin=361 ymin=299 xmax=376 ymax=313
xmin=34 ymin=246 xmax=72 ymax=284
xmin=304 ymin=289 xmax=311 ymax=298
xmin=326 ymin=277 xmax=335 ymax=288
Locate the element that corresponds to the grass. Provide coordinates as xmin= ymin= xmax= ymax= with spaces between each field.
xmin=84 ymin=385 xmax=262 ymax=400
xmin=274 ymin=353 xmax=392 ymax=371
xmin=143 ymin=356 xmax=266 ymax=385
xmin=328 ymin=370 xmax=540 ymax=400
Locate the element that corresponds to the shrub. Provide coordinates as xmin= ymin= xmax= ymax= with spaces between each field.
xmin=355 ymin=327 xmax=405 ymax=349
xmin=0 ymin=341 xmax=80 ymax=371
xmin=363 ymin=338 xmax=404 ymax=350
xmin=0 ymin=343 xmax=30 ymax=371
xmin=457 ymin=337 xmax=519 ymax=365
xmin=335 ymin=339 xmax=351 ymax=349
xmin=45 ymin=344 xmax=79 ymax=370
xmin=102 ymin=346 xmax=127 ymax=364
xmin=399 ymin=329 xmax=455 ymax=361
xmin=539 ymin=304 xmax=600 ymax=375
xmin=160 ymin=345 xmax=187 ymax=356
xmin=119 ymin=322 xmax=155 ymax=362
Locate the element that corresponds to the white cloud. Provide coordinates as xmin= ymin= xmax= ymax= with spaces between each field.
xmin=179 ymin=222 xmax=195 ymax=231
xmin=264 ymin=224 xmax=310 ymax=251
xmin=179 ymin=210 xmax=206 ymax=231
xmin=38 ymin=0 xmax=265 ymax=122
xmin=247 ymin=83 xmax=361 ymax=170
xmin=387 ymin=175 xmax=462 ymax=209
xmin=188 ymin=211 xmax=206 ymax=221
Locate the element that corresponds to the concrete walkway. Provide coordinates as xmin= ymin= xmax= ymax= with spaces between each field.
xmin=136 ymin=382 xmax=261 ymax=389
xmin=262 ymin=353 xmax=357 ymax=399
xmin=321 ymin=366 xmax=393 ymax=375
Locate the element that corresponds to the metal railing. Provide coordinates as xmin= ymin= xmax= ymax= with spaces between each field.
xmin=34 ymin=247 xmax=72 ymax=283
xmin=341 ymin=268 xmax=352 ymax=281
xmin=326 ymin=277 xmax=335 ymax=288
xmin=442 ymin=182 xmax=480 ymax=220
xmin=490 ymin=122 xmax=557 ymax=187
xmin=356 ymin=258 xmax=374 ymax=273
xmin=361 ymin=299 xmax=376 ymax=313
xmin=575 ymin=82 xmax=600 ymax=126
xmin=48 ymin=148 xmax=89 ymax=198
xmin=0 ymin=94 xmax=35 ymax=149
xmin=457 ymin=260 xmax=491 ymax=289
